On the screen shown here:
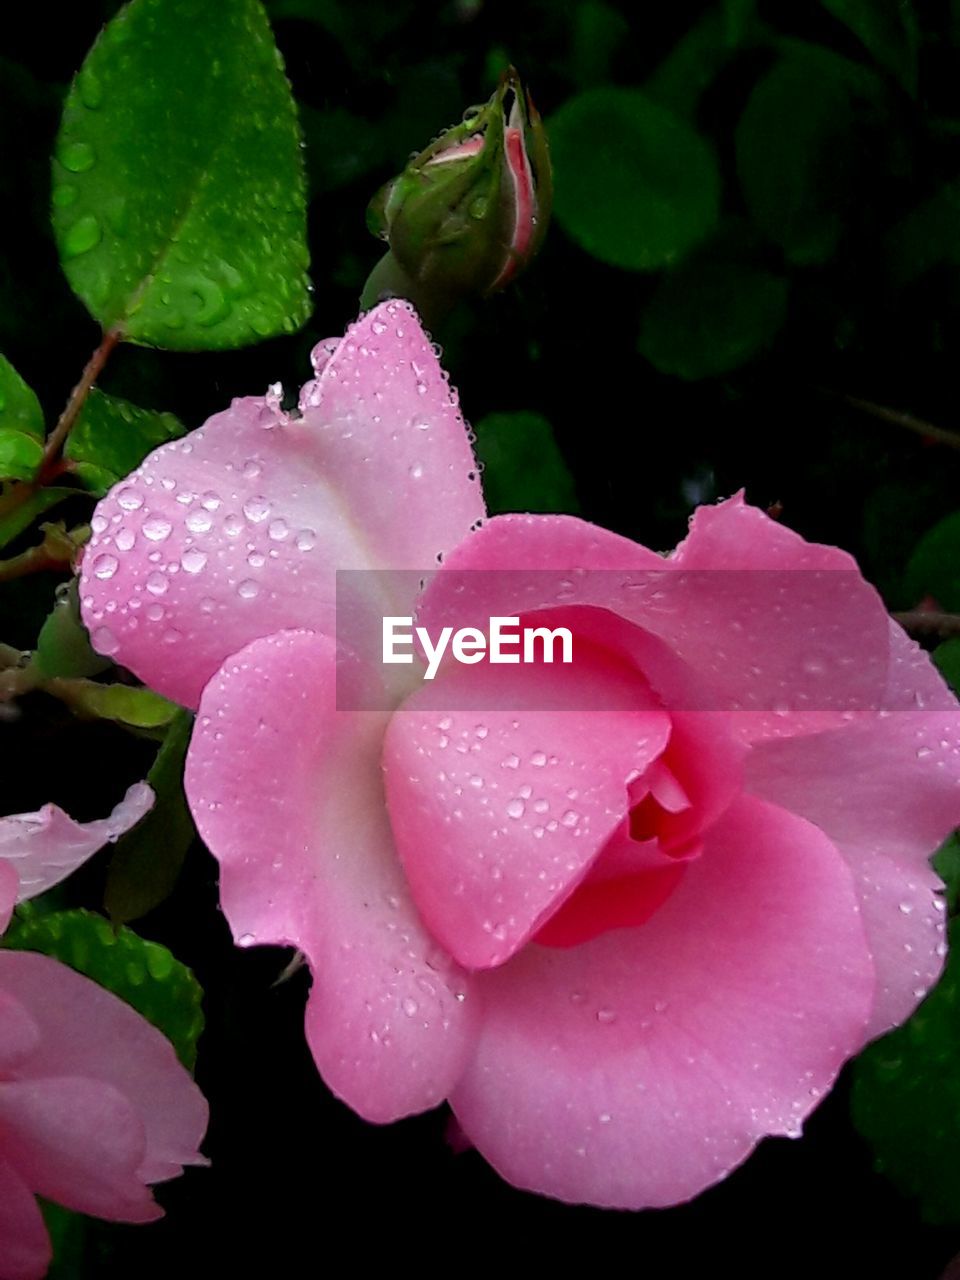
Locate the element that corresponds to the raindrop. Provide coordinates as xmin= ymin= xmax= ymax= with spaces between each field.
xmin=142 ymin=517 xmax=172 ymax=543
xmin=181 ymin=549 xmax=207 ymax=574
xmin=116 ymin=486 xmax=143 ymax=511
xmin=92 ymin=552 xmax=118 ymax=580
xmin=237 ymin=579 xmax=260 ymax=600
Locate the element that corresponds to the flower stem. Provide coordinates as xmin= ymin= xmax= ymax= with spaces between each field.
xmin=38 ymin=328 xmax=121 ymax=482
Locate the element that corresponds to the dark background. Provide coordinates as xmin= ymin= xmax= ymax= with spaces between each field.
xmin=3 ymin=1 xmax=960 ymax=1274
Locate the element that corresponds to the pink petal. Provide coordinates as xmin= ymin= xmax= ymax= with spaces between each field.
xmin=0 ymin=861 xmax=16 ymax=933
xmin=383 ymin=649 xmax=671 ymax=968
xmin=450 ymin=795 xmax=874 ymax=1208
xmin=79 ymin=300 xmax=484 ymax=708
xmin=0 ymin=1155 xmax=50 ymax=1280
xmin=0 ymin=951 xmax=207 ymax=1184
xmin=415 ymin=508 xmax=892 ymax=724
xmin=184 ymin=629 xmax=477 ymax=1122
xmin=0 ymin=783 xmax=154 ymax=902
xmin=747 ymin=710 xmax=960 ymax=1034
xmin=0 ymin=1076 xmax=160 ymax=1222
xmin=0 ymin=991 xmax=39 ymax=1073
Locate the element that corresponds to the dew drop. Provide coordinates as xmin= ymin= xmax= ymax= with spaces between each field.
xmin=116 ymin=486 xmax=143 ymax=511
xmin=243 ymin=496 xmax=271 ymax=523
xmin=146 ymin=571 xmax=168 ymax=595
xmin=181 ymin=548 xmax=207 ymax=574
xmin=91 ymin=625 xmax=117 ymax=655
xmin=237 ymin=579 xmax=260 ymax=600
xmin=142 ymin=517 xmax=172 ymax=543
xmin=92 ymin=552 xmax=118 ymax=580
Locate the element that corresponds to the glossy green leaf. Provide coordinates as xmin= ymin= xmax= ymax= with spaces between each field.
xmin=820 ymin=0 xmax=918 ymax=95
xmin=736 ymin=46 xmax=885 ymax=265
xmin=934 ymin=834 xmax=960 ymax=914
xmin=64 ymin=389 xmax=184 ymax=495
xmin=3 ymin=906 xmax=203 ymax=1070
xmin=0 ymin=353 xmax=45 ymax=482
xmin=51 ymin=0 xmax=312 ymax=350
xmin=904 ymin=512 xmax=960 ymax=611
xmin=34 ymin=579 xmax=111 ymax=680
xmin=105 ymin=710 xmax=196 ymax=925
xmin=0 ymin=486 xmax=75 ymax=552
xmin=638 ymin=260 xmax=789 ymax=379
xmin=549 ymin=88 xmax=721 ymax=271
xmin=474 ymin=412 xmax=579 ymax=516
xmin=851 ymin=911 xmax=958 ymax=1222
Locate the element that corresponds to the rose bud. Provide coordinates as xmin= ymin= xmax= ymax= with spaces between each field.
xmin=363 ymin=69 xmax=551 ymax=313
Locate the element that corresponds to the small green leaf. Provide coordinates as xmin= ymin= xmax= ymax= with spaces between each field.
xmin=3 ymin=907 xmax=203 ymax=1070
xmin=51 ymin=0 xmax=312 ymax=351
xmin=34 ymin=579 xmax=111 ymax=680
xmin=638 ymin=259 xmax=789 ymax=380
xmin=105 ymin=710 xmax=196 ymax=925
xmin=0 ymin=353 xmax=45 ymax=482
xmin=64 ymin=389 xmax=184 ymax=494
xmin=474 ymin=412 xmax=579 ymax=516
xmin=851 ymin=911 xmax=959 ymax=1222
xmin=904 ymin=512 xmax=960 ymax=611
xmin=886 ymin=182 xmax=960 ymax=285
xmin=820 ymin=0 xmax=918 ymax=95
xmin=46 ymin=678 xmax=179 ymax=729
xmin=0 ymin=486 xmax=75 ymax=552
xmin=549 ymin=88 xmax=721 ymax=271
xmin=736 ymin=46 xmax=885 ymax=265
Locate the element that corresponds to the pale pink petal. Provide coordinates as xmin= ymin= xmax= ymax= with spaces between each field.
xmin=450 ymin=795 xmax=874 ymax=1208
xmin=0 ymin=1155 xmax=50 ymax=1280
xmin=184 ymin=629 xmax=477 ymax=1122
xmin=415 ymin=509 xmax=892 ymax=722
xmin=0 ymin=1077 xmax=159 ymax=1222
xmin=0 ymin=783 xmax=154 ymax=903
xmin=747 ymin=711 xmax=960 ymax=1034
xmin=383 ymin=649 xmax=671 ymax=969
xmin=79 ymin=300 xmax=483 ymax=708
xmin=0 ymin=861 xmax=16 ymax=933
xmin=0 ymin=951 xmax=207 ymax=1183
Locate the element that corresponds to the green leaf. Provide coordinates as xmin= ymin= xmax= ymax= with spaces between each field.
xmin=64 ymin=389 xmax=184 ymax=495
xmin=886 ymin=182 xmax=960 ymax=286
xmin=851 ymin=911 xmax=959 ymax=1222
xmin=736 ymin=46 xmax=885 ymax=265
xmin=34 ymin=579 xmax=112 ymax=680
xmin=3 ymin=906 xmax=203 ymax=1070
xmin=0 ymin=486 xmax=75 ymax=552
xmin=51 ymin=0 xmax=312 ymax=351
xmin=568 ymin=2 xmax=630 ymax=90
xmin=548 ymin=88 xmax=721 ymax=271
xmin=935 ymin=638 xmax=960 ymax=699
xmin=638 ymin=259 xmax=789 ymax=379
xmin=904 ymin=512 xmax=960 ymax=611
xmin=47 ymin=678 xmax=179 ymax=729
xmin=105 ymin=710 xmax=196 ymax=925
xmin=646 ymin=6 xmax=761 ymax=118
xmin=0 ymin=353 xmax=45 ymax=482
xmin=474 ymin=412 xmax=579 ymax=516
xmin=820 ymin=0 xmax=918 ymax=95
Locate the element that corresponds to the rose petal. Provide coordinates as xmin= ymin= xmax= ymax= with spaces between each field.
xmin=0 ymin=861 xmax=17 ymax=933
xmin=415 ymin=506 xmax=892 ymax=723
xmin=0 ymin=951 xmax=207 ymax=1183
xmin=0 ymin=1154 xmax=50 ymax=1280
xmin=0 ymin=1076 xmax=160 ymax=1221
xmin=450 ymin=795 xmax=874 ymax=1208
xmin=384 ymin=648 xmax=671 ymax=968
xmin=0 ymin=783 xmax=154 ymax=903
xmin=79 ymin=300 xmax=483 ymax=708
xmin=184 ymin=629 xmax=477 ymax=1122
xmin=0 ymin=990 xmax=40 ymax=1073
xmin=747 ymin=711 xmax=960 ymax=1034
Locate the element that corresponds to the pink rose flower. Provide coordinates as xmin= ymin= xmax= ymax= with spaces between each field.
xmin=79 ymin=300 xmax=960 ymax=1209
xmin=0 ymin=803 xmax=208 ymax=1280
